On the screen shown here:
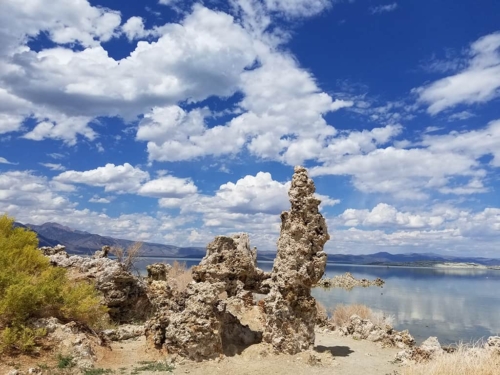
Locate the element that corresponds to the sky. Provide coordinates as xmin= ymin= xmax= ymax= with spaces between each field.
xmin=0 ymin=0 xmax=499 ymax=257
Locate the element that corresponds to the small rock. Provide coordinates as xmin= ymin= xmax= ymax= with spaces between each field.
xmin=486 ymin=336 xmax=500 ymax=353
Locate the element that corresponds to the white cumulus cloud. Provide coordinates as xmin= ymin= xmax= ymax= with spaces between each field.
xmin=54 ymin=163 xmax=150 ymax=193
xmin=415 ymin=32 xmax=500 ymax=114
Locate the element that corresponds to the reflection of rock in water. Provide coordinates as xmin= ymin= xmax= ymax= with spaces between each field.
xmin=145 ymin=166 xmax=330 ymax=360
xmin=316 ymin=272 xmax=385 ymax=290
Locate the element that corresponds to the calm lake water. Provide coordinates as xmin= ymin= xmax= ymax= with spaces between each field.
xmin=136 ymin=257 xmax=500 ymax=345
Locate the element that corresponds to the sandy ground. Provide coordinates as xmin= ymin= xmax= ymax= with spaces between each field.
xmin=1 ymin=331 xmax=402 ymax=374
xmin=97 ymin=330 xmax=401 ymax=375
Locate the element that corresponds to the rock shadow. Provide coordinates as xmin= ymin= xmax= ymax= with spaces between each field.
xmin=221 ymin=311 xmax=263 ymax=357
xmin=315 ymin=345 xmax=354 ymax=357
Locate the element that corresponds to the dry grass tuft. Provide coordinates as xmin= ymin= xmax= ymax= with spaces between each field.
xmin=401 ymin=343 xmax=500 ymax=375
xmin=330 ymin=303 xmax=394 ymax=328
xmin=315 ymin=300 xmax=329 ymax=325
xmin=168 ymin=261 xmax=193 ymax=293
xmin=110 ymin=242 xmax=143 ymax=272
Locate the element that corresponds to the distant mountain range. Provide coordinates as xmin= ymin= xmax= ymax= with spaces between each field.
xmin=15 ymin=221 xmax=500 ymax=266
xmin=15 ymin=221 xmax=207 ymax=258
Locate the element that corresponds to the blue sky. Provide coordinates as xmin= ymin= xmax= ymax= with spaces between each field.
xmin=0 ymin=0 xmax=499 ymax=256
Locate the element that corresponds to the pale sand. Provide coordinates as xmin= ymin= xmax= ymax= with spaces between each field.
xmin=0 ymin=331 xmax=402 ymax=374
xmin=95 ymin=331 xmax=401 ymax=375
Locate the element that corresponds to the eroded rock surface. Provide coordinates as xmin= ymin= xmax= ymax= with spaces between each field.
xmin=339 ymin=314 xmax=415 ymax=349
xmin=192 ymin=233 xmax=270 ymax=296
xmin=395 ymin=336 xmax=443 ymax=363
xmin=486 ymin=336 xmax=500 ymax=354
xmin=262 ymin=166 xmax=329 ymax=354
xmin=162 ymin=282 xmax=226 ymax=360
xmin=33 ymin=318 xmax=98 ymax=369
xmin=40 ymin=246 xmax=151 ymax=323
xmin=145 ymin=235 xmax=267 ymax=361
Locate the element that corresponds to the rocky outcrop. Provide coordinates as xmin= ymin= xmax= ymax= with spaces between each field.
xmin=192 ymin=233 xmax=270 ymax=296
xmin=102 ymin=324 xmax=145 ymax=341
xmin=316 ymin=272 xmax=385 ymax=290
xmin=40 ymin=246 xmax=151 ymax=323
xmin=162 ymin=281 xmax=226 ymax=360
xmin=33 ymin=318 xmax=98 ymax=369
xmin=485 ymin=336 xmax=500 ymax=354
xmin=262 ymin=166 xmax=329 ymax=354
xmin=146 ymin=263 xmax=171 ymax=281
xmin=395 ymin=336 xmax=443 ymax=363
xmin=39 ymin=244 xmax=67 ymax=256
xmin=145 ymin=235 xmax=268 ymax=361
xmin=339 ymin=314 xmax=415 ymax=349
xmin=39 ymin=166 xmax=334 ymax=362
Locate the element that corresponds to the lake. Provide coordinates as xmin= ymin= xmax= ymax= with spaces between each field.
xmin=135 ymin=257 xmax=500 ymax=345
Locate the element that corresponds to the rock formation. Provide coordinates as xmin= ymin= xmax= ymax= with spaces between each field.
xmin=41 ymin=246 xmax=151 ymax=323
xmin=262 ymin=166 xmax=329 ymax=354
xmin=395 ymin=336 xmax=443 ymax=363
xmin=40 ymin=166 xmax=333 ymax=362
xmin=146 ymin=234 xmax=268 ymax=361
xmin=162 ymin=281 xmax=226 ymax=360
xmin=486 ymin=335 xmax=500 ymax=354
xmin=339 ymin=314 xmax=415 ymax=349
xmin=192 ymin=233 xmax=270 ymax=296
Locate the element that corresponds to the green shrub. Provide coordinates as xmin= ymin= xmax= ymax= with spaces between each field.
xmin=57 ymin=354 xmax=75 ymax=368
xmin=131 ymin=361 xmax=174 ymax=373
xmin=0 ymin=215 xmax=109 ymax=353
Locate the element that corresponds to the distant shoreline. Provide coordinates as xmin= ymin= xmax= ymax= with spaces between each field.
xmin=136 ymin=255 xmax=500 ymax=270
xmin=365 ymin=260 xmax=500 ymax=270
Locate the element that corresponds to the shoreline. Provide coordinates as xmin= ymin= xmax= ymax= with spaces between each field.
xmin=137 ymin=255 xmax=500 ymax=270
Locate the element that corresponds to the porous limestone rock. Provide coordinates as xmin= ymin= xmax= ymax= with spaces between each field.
xmin=162 ymin=282 xmax=226 ymax=361
xmin=144 ymin=274 xmax=182 ymax=347
xmin=486 ymin=336 xmax=500 ymax=354
xmin=262 ymin=166 xmax=329 ymax=354
xmin=146 ymin=263 xmax=171 ymax=281
xmin=39 ymin=244 xmax=67 ymax=256
xmin=145 ymin=166 xmax=331 ymax=359
xmin=339 ymin=314 xmax=415 ymax=349
xmin=33 ymin=318 xmax=97 ymax=369
xmin=192 ymin=233 xmax=269 ymax=296
xmin=40 ymin=246 xmax=151 ymax=323
xmin=92 ymin=245 xmax=110 ymax=259
xmin=145 ymin=237 xmax=266 ymax=360
xmin=102 ymin=324 xmax=145 ymax=341
xmin=419 ymin=336 xmax=444 ymax=356
xmin=395 ymin=336 xmax=442 ymax=363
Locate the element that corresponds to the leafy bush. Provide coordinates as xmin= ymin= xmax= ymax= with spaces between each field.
xmin=0 ymin=215 xmax=109 ymax=353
